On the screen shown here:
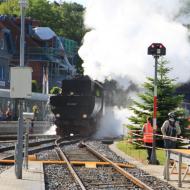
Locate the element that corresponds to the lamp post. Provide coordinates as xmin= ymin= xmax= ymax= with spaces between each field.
xmin=15 ymin=0 xmax=28 ymax=179
xmin=148 ymin=43 xmax=166 ymax=165
xmin=20 ymin=0 xmax=27 ymax=67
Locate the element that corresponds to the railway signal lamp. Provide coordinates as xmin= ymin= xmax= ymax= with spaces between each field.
xmin=147 ymin=43 xmax=166 ymax=165
xmin=148 ymin=43 xmax=166 ymax=56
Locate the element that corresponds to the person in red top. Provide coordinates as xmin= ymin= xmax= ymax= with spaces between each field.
xmin=142 ymin=117 xmax=153 ymax=162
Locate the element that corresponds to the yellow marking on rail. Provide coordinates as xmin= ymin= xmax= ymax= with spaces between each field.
xmin=0 ymin=159 xmax=135 ymax=168
xmin=85 ymin=162 xmax=97 ymax=168
xmin=0 ymin=160 xmax=15 ymax=163
xmin=28 ymin=155 xmax=37 ymax=161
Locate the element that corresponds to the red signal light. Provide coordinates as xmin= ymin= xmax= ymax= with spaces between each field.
xmin=148 ymin=43 xmax=166 ymax=56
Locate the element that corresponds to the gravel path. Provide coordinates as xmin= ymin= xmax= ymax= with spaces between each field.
xmin=44 ymin=164 xmax=80 ymax=190
xmin=86 ymin=141 xmax=177 ymax=190
xmin=43 ymin=140 xmax=177 ymax=190
xmin=74 ymin=165 xmax=141 ymax=189
xmin=36 ymin=149 xmax=58 ymax=160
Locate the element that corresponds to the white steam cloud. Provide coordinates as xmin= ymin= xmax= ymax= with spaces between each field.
xmin=94 ymin=107 xmax=133 ymax=138
xmin=79 ymin=0 xmax=190 ymax=84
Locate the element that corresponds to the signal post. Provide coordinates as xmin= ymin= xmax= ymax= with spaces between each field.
xmin=148 ymin=43 xmax=166 ymax=164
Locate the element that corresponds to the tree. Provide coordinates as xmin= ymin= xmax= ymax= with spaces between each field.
xmin=27 ymin=0 xmax=55 ymax=29
xmin=50 ymin=86 xmax=62 ymax=95
xmin=0 ymin=0 xmax=20 ymax=15
xmin=56 ymin=2 xmax=86 ymax=44
xmin=0 ymin=0 xmax=86 ymax=44
xmin=26 ymin=1 xmax=86 ymax=44
xmin=127 ymin=59 xmax=189 ymax=141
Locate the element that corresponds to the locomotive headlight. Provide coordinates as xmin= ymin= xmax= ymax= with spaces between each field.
xmin=82 ymin=114 xmax=87 ymax=118
xmin=56 ymin=113 xmax=60 ymax=118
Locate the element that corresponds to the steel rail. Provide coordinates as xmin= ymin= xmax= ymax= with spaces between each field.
xmin=55 ymin=147 xmax=87 ymax=190
xmin=83 ymin=143 xmax=153 ymax=190
xmin=0 ymin=134 xmax=57 ymax=140
xmin=0 ymin=138 xmax=56 ymax=153
xmin=0 ymin=142 xmax=56 ymax=161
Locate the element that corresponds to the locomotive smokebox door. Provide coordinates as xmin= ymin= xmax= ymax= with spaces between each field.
xmin=148 ymin=43 xmax=166 ymax=56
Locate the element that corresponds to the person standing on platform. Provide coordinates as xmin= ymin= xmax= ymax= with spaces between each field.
xmin=32 ymin=104 xmax=39 ymax=121
xmin=142 ymin=117 xmax=153 ymax=162
xmin=161 ymin=112 xmax=181 ymax=149
xmin=5 ymin=107 xmax=12 ymax=121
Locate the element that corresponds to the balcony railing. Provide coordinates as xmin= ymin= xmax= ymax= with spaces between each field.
xmin=12 ymin=47 xmax=65 ymax=62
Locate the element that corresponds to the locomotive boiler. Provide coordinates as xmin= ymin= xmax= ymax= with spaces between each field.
xmin=49 ymin=75 xmax=104 ymax=136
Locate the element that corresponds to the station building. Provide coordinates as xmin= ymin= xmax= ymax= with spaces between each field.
xmin=0 ymin=15 xmax=78 ymax=93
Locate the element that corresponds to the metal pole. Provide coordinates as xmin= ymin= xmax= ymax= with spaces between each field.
xmin=178 ymin=153 xmax=182 ymax=187
xmin=150 ymin=55 xmax=158 ymax=164
xmin=24 ymin=132 xmax=29 ymax=169
xmin=24 ymin=121 xmax=29 ymax=169
xmin=15 ymin=0 xmax=27 ymax=179
xmin=15 ymin=99 xmax=24 ymax=179
xmin=20 ymin=1 xmax=25 ymax=67
xmin=165 ymin=149 xmax=170 ymax=181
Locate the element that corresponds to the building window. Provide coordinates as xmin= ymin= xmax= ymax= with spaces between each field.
xmin=0 ymin=65 xmax=4 ymax=80
xmin=0 ymin=39 xmax=4 ymax=50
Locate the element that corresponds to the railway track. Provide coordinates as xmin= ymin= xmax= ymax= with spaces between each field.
xmin=87 ymin=141 xmax=177 ymax=190
xmin=0 ymin=136 xmax=177 ymax=189
xmin=0 ymin=136 xmax=58 ymax=160
xmin=50 ymin=140 xmax=151 ymax=190
xmin=43 ymin=140 xmax=177 ymax=190
xmin=0 ymin=134 xmax=57 ymax=141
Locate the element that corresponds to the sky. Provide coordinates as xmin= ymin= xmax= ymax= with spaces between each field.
xmin=58 ymin=0 xmax=87 ymax=6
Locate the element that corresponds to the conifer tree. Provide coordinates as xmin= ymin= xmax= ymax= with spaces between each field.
xmin=127 ymin=58 xmax=188 ymax=138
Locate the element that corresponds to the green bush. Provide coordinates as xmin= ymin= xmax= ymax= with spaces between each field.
xmin=50 ymin=86 xmax=62 ymax=94
xmin=32 ymin=80 xmax=40 ymax=92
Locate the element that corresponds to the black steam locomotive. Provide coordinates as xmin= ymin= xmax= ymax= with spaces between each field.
xmin=49 ymin=75 xmax=104 ymax=136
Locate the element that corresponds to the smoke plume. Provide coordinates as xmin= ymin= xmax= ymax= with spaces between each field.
xmin=79 ymin=0 xmax=190 ymax=84
xmin=94 ymin=107 xmax=133 ymax=138
xmin=78 ymin=0 xmax=190 ymax=137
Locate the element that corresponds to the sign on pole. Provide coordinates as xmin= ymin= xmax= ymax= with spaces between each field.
xmin=10 ymin=67 xmax=32 ymax=98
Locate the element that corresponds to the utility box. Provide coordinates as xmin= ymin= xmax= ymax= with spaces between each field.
xmin=10 ymin=67 xmax=32 ymax=98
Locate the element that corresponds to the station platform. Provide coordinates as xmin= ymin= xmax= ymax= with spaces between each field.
xmin=0 ymin=121 xmax=52 ymax=135
xmin=110 ymin=142 xmax=190 ymax=190
xmin=0 ymin=162 xmax=45 ymax=190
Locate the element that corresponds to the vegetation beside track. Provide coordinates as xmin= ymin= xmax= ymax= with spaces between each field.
xmin=116 ymin=141 xmax=166 ymax=165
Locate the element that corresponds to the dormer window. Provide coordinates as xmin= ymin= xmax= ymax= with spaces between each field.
xmin=0 ymin=38 xmax=4 ymax=50
xmin=0 ymin=65 xmax=4 ymax=80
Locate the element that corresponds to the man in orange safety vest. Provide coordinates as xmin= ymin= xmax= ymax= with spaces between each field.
xmin=142 ymin=117 xmax=153 ymax=162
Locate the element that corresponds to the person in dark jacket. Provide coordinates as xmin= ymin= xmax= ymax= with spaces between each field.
xmin=161 ymin=112 xmax=181 ymax=149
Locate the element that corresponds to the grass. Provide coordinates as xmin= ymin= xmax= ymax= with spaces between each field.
xmin=116 ymin=140 xmax=166 ymax=165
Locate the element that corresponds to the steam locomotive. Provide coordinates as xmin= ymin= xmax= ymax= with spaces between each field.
xmin=49 ymin=75 xmax=104 ymax=136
